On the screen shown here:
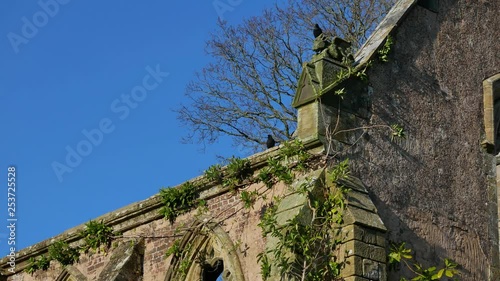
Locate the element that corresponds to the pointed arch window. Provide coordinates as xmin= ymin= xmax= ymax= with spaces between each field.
xmin=164 ymin=222 xmax=244 ymax=281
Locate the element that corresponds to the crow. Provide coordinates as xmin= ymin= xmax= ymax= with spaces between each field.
xmin=313 ymin=24 xmax=323 ymax=38
xmin=266 ymin=135 xmax=276 ymax=149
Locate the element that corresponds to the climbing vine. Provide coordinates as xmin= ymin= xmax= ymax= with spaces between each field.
xmin=24 ymin=255 xmax=50 ymax=274
xmin=389 ymin=242 xmax=460 ymax=280
xmin=378 ymin=35 xmax=394 ymax=63
xmin=159 ymin=181 xmax=200 ymax=223
xmin=165 ymin=240 xmax=194 ymax=279
xmin=257 ymin=159 xmax=350 ymax=281
xmin=21 ymin=32 xmax=460 ymax=281
xmin=25 ymin=220 xmax=117 ymax=275
xmin=80 ymin=220 xmax=115 ymax=254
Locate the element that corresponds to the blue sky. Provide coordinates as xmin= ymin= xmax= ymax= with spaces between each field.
xmin=0 ymin=0 xmax=275 ymax=256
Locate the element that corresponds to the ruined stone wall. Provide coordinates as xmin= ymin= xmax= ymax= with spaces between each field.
xmin=350 ymin=1 xmax=500 ymax=280
xmin=0 ymin=145 xmax=389 ymax=281
xmin=0 ymin=168 xmax=279 ymax=281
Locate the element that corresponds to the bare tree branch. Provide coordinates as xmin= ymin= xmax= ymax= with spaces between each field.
xmin=176 ymin=0 xmax=394 ymax=152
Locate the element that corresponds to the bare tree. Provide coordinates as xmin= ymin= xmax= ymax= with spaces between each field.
xmin=177 ymin=0 xmax=395 ymax=152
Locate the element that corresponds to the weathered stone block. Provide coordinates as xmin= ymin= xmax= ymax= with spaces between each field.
xmin=296 ymin=102 xmax=319 ymax=141
xmin=340 ymin=240 xmax=386 ymax=263
xmin=344 ymin=206 xmax=387 ymax=231
xmin=341 ymin=255 xmax=386 ymax=280
xmin=342 ymin=224 xmax=386 ymax=247
xmin=346 ymin=190 xmax=378 ymax=213
xmin=97 ymin=240 xmax=143 ymax=281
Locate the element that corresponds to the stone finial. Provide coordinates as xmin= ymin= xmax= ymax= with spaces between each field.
xmin=313 ymin=35 xmax=353 ymax=63
xmin=293 ymin=35 xmax=368 ymax=152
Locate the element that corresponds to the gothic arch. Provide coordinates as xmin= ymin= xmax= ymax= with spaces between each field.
xmin=55 ymin=265 xmax=87 ymax=281
xmin=164 ymin=220 xmax=244 ymax=281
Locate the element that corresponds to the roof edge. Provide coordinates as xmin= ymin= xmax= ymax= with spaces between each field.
xmin=354 ymin=0 xmax=419 ymax=66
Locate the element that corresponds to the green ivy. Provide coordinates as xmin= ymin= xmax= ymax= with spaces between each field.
xmin=389 ymin=242 xmax=460 ymax=280
xmin=24 ymin=255 xmax=51 ymax=274
xmin=390 ymin=124 xmax=406 ymax=141
xmin=257 ymin=251 xmax=271 ymax=280
xmin=165 ymin=240 xmax=193 ymax=279
xmin=204 ymin=164 xmax=223 ymax=184
xmin=258 ymin=202 xmax=279 ymax=237
xmin=258 ymin=167 xmax=275 ymax=188
xmin=257 ymin=162 xmax=350 ymax=280
xmin=224 ymin=157 xmax=252 ymax=190
xmin=159 ymin=182 xmax=200 ymax=223
xmin=334 ymin=88 xmax=346 ymax=99
xmin=328 ymin=158 xmax=350 ymax=183
xmin=165 ymin=240 xmax=182 ymax=258
xmin=378 ymin=35 xmax=394 ymax=63
xmin=80 ymin=220 xmax=114 ymax=254
xmin=267 ymin=157 xmax=294 ymax=185
xmin=48 ymin=241 xmax=80 ymax=266
xmin=240 ymin=190 xmax=259 ymax=209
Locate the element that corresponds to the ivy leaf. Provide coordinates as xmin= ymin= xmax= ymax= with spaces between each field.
xmin=436 ymin=268 xmax=444 ymax=279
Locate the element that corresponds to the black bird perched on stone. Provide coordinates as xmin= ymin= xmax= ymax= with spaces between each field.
xmin=266 ymin=135 xmax=276 ymax=149
xmin=313 ymin=24 xmax=323 ymax=38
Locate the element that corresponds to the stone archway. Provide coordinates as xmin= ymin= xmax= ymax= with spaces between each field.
xmin=164 ymin=221 xmax=245 ymax=281
xmin=55 ymin=265 xmax=87 ymax=281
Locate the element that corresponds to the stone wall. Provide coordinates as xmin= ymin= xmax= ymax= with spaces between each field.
xmin=0 ymin=146 xmax=388 ymax=281
xmin=347 ymin=0 xmax=500 ymax=280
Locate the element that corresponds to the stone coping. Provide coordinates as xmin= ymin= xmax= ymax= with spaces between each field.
xmin=354 ymin=0 xmax=418 ymax=66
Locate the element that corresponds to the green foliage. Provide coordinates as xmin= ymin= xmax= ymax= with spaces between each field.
xmin=335 ymin=68 xmax=350 ymax=82
xmin=378 ymin=35 xmax=394 ymax=62
xmin=334 ymin=56 xmax=372 ymax=84
xmin=226 ymin=157 xmax=252 ymax=181
xmin=160 ymin=182 xmax=199 ymax=223
xmin=256 ymin=139 xmax=310 ymax=189
xmin=48 ymin=241 xmax=80 ymax=266
xmin=334 ymin=88 xmax=346 ymax=99
xmin=437 ymin=259 xmax=459 ymax=280
xmin=257 ymin=161 xmax=350 ymax=280
xmin=355 ymin=67 xmax=369 ymax=81
xmin=321 ymin=185 xmax=349 ymax=225
xmin=329 ymin=158 xmax=350 ymax=183
xmin=388 ymin=242 xmax=413 ymax=267
xmin=165 ymin=240 xmax=182 ymax=258
xmin=267 ymin=157 xmax=294 ymax=185
xmin=178 ymin=259 xmax=191 ymax=279
xmin=25 ymin=221 xmax=116 ymax=274
xmin=280 ymin=139 xmax=311 ymax=170
xmin=204 ymin=164 xmax=223 ymax=184
xmin=391 ymin=124 xmax=406 ymax=141
xmin=258 ymin=203 xmax=279 ymax=237
xmin=258 ymin=167 xmax=275 ymax=188
xmin=24 ymin=255 xmax=51 ymax=274
xmin=280 ymin=139 xmax=306 ymax=158
xmin=224 ymin=157 xmax=252 ymax=190
xmin=80 ymin=220 xmax=114 ymax=254
xmin=165 ymin=240 xmax=193 ymax=279
xmin=195 ymin=199 xmax=209 ymax=216
xmin=389 ymin=242 xmax=460 ymax=281
xmin=240 ymin=190 xmax=259 ymax=209
xmin=257 ymin=252 xmax=271 ymax=280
